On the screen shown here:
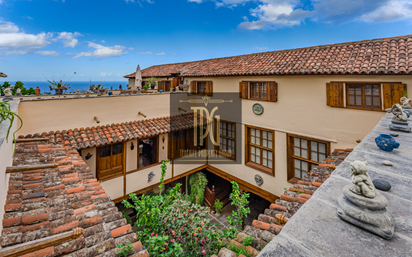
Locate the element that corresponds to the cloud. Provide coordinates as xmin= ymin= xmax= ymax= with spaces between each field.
xmin=138 ymin=51 xmax=153 ymax=55
xmin=196 ymin=0 xmax=412 ymax=30
xmin=360 ymin=0 xmax=412 ymax=22
xmin=23 ymin=16 xmax=33 ymax=20
xmin=55 ymin=32 xmax=82 ymax=47
xmin=73 ymin=42 xmax=127 ymax=59
xmin=129 ymin=47 xmax=134 ymax=51
xmin=101 ymin=40 xmax=105 ymax=43
xmin=35 ymin=50 xmax=60 ymax=57
xmin=125 ymin=0 xmax=153 ymax=3
xmin=101 ymin=72 xmax=113 ymax=77
xmin=156 ymin=52 xmax=166 ymax=55
xmin=0 ymin=22 xmax=52 ymax=55
xmin=253 ymin=47 xmax=267 ymax=50
xmin=172 ymin=53 xmax=178 ymax=56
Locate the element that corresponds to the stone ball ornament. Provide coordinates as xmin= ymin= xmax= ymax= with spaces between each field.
xmin=336 ymin=160 xmax=395 ymax=239
xmin=255 ymin=174 xmax=264 ymax=186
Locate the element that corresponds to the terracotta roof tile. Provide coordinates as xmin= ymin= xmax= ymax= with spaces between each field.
xmin=0 ymin=142 xmax=148 ymax=256
xmin=125 ymin=34 xmax=412 ymax=78
xmin=19 ymin=112 xmax=208 ymax=150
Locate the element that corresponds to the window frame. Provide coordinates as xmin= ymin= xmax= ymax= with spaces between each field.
xmin=249 ymin=82 xmax=268 ymax=101
xmin=245 ymin=125 xmax=275 ymax=175
xmin=215 ymin=119 xmax=237 ymax=161
xmin=191 ymin=81 xmax=212 ymax=96
xmin=345 ymin=83 xmax=382 ymax=111
xmin=137 ymin=136 xmax=159 ymax=170
xmin=287 ymin=134 xmax=330 ymax=183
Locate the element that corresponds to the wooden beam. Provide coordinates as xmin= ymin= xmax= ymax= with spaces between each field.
xmin=14 ymin=138 xmax=49 ymax=143
xmin=112 ymin=164 xmax=208 ymax=203
xmin=206 ymin=165 xmax=279 ymax=203
xmin=0 ymin=228 xmax=83 ymax=257
xmin=6 ymin=163 xmax=58 ymax=173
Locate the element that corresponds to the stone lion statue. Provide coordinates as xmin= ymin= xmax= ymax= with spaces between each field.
xmin=349 ymin=160 xmax=376 ymax=198
xmin=385 ymin=103 xmax=408 ymax=121
xmin=400 ymin=96 xmax=412 ymax=108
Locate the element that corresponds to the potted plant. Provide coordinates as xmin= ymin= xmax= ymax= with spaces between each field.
xmin=142 ymin=83 xmax=150 ymax=92
xmin=48 ymin=80 xmax=70 ymax=95
xmin=146 ymin=77 xmax=158 ymax=90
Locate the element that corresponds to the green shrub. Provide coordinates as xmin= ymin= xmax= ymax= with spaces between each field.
xmin=121 ymin=211 xmax=132 ymax=225
xmin=188 ymin=172 xmax=208 ymax=205
xmin=214 ymin=199 xmax=223 ymax=214
xmin=116 ymin=241 xmax=134 ymax=257
xmin=242 ymin=235 xmax=254 ymax=246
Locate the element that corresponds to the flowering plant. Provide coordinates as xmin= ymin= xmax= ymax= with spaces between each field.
xmin=48 ymin=80 xmax=70 ymax=91
xmin=122 ymin=161 xmax=222 ymax=256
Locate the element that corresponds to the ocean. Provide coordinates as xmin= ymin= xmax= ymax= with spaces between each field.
xmin=1 ymin=81 xmax=129 ymax=93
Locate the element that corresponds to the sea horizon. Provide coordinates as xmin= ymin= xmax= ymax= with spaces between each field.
xmin=0 ymin=80 xmax=130 ymax=93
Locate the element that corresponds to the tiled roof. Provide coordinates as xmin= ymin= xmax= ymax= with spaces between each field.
xmin=19 ymin=113 xmax=208 ymax=150
xmin=243 ymin=149 xmax=352 ymax=241
xmin=1 ymin=141 xmax=149 ymax=256
xmin=125 ymin=34 xmax=412 ymax=78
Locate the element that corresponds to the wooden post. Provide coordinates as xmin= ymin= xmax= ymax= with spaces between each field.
xmin=0 ymin=228 xmax=83 ymax=257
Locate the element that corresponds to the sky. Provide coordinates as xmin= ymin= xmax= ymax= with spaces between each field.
xmin=0 ymin=0 xmax=412 ymax=82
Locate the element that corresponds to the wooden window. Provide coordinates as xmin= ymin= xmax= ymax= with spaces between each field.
xmin=327 ymin=82 xmax=407 ymax=111
xmin=287 ymin=135 xmax=330 ymax=182
xmin=216 ymin=120 xmax=236 ymax=160
xmin=239 ymin=81 xmax=277 ymax=102
xmin=97 ymin=143 xmax=124 ymax=181
xmin=158 ymin=81 xmax=171 ymax=92
xmin=138 ymin=136 xmax=158 ymax=169
xmin=245 ymin=126 xmax=274 ymax=175
xmin=191 ymin=81 xmax=213 ymax=96
xmin=169 ymin=128 xmax=206 ymax=159
xmin=346 ymin=83 xmax=381 ymax=110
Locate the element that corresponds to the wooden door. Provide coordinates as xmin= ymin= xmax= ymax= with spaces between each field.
xmin=172 ymin=77 xmax=179 ymax=91
xmin=97 ymin=143 xmax=124 ymax=180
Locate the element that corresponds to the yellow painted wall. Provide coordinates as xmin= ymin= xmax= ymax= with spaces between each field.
xmin=159 ymin=133 xmax=168 ymax=162
xmin=101 ymin=176 xmax=124 ymax=200
xmin=126 ymin=139 xmax=138 ymax=172
xmin=125 ymin=162 xmax=172 ymax=195
xmin=81 ymin=148 xmax=96 ymax=178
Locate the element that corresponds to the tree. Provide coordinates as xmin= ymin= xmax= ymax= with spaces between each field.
xmin=0 ymin=81 xmax=11 ymax=96
xmin=12 ymin=81 xmax=35 ymax=95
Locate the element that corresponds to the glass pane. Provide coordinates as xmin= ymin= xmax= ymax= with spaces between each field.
xmin=301 ymin=140 xmax=307 ymax=149
xmin=365 ymin=85 xmax=371 ymax=95
xmin=268 ymin=132 xmax=272 ymax=140
xmin=348 ymin=87 xmax=354 ymax=94
xmin=112 ymin=143 xmax=123 ymax=155
xmin=263 ymin=139 xmax=267 ymax=147
xmin=319 ymin=153 xmax=326 ymax=162
xmin=262 ymin=131 xmax=267 ymax=139
xmin=294 ymin=159 xmax=300 ymax=168
xmin=268 ymin=141 xmax=272 ymax=149
xmin=268 ymin=160 xmax=273 ymax=168
xmin=99 ymin=145 xmax=111 ymax=158
xmin=311 ymin=151 xmax=317 ymax=161
xmin=256 ymin=149 xmax=260 ymax=156
xmin=251 ymin=146 xmax=255 ymax=154
xmin=295 ymin=168 xmax=301 ymax=178
xmin=301 ymin=149 xmax=307 ymax=158
xmin=263 ymin=159 xmax=267 ymax=167
xmin=365 ymin=96 xmax=372 ymax=106
xmin=251 ymin=154 xmax=255 ymax=162
xmin=251 ymin=136 xmax=255 ymax=144
xmin=349 ymin=95 xmax=355 ymax=105
xmin=311 ymin=163 xmax=317 ymax=170
xmin=262 ymin=150 xmax=267 ymax=158
xmin=251 ymin=129 xmax=255 ymax=136
xmin=356 ymin=96 xmax=362 ymax=105
xmin=302 ymin=170 xmax=308 ymax=178
xmin=319 ymin=143 xmax=326 ymax=153
xmin=294 ymin=138 xmax=300 ymax=147
xmin=256 ymin=137 xmax=260 ymax=145
xmin=268 ymin=151 xmax=272 ymax=160
xmin=223 ymin=138 xmax=227 ymax=145
xmin=373 ymin=86 xmax=380 ymax=95
xmin=294 ymin=147 xmax=300 ymax=156
xmin=220 ymin=128 xmax=222 ymax=136
xmin=302 ymin=161 xmax=308 ymax=171
xmin=373 ymin=96 xmax=380 ymax=107
xmin=355 ymin=87 xmax=362 ymax=94
xmin=310 ymin=141 xmax=317 ymax=151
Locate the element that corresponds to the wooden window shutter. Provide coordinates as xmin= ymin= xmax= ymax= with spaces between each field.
xmin=383 ymin=83 xmax=407 ymax=109
xmin=239 ymin=82 xmax=248 ymax=99
xmin=191 ymin=81 xmax=196 ymax=94
xmin=267 ymin=82 xmax=277 ymax=102
xmin=158 ymin=81 xmax=165 ymax=92
xmin=206 ymin=81 xmax=213 ymax=96
xmin=326 ymin=82 xmax=344 ymax=107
